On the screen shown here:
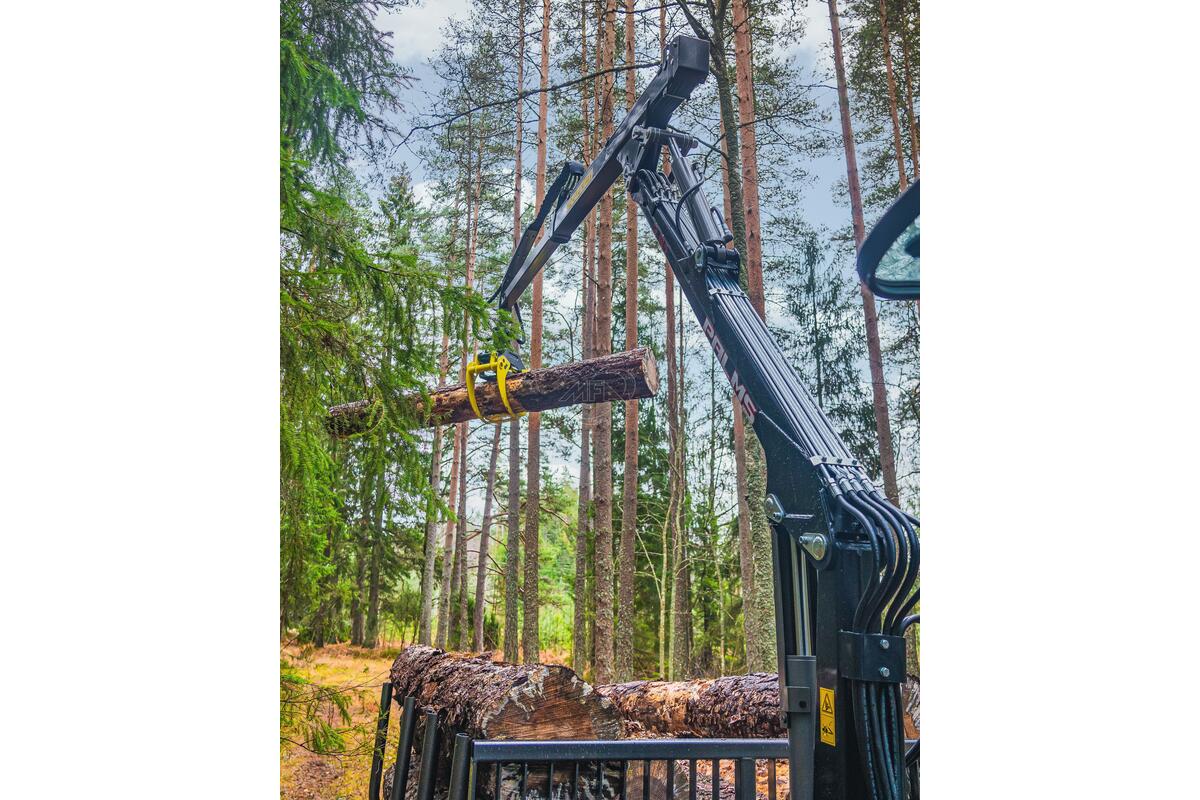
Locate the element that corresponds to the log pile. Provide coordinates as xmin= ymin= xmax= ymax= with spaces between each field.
xmin=328 ymin=347 xmax=658 ymax=436
xmin=380 ymin=648 xmax=918 ymax=800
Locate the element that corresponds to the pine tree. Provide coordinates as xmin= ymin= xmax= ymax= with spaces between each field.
xmin=615 ymin=0 xmax=640 ymax=682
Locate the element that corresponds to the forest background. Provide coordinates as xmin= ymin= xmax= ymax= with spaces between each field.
xmin=280 ymin=0 xmax=919 ymax=762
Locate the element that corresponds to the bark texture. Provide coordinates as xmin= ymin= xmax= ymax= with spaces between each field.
xmin=599 ymin=673 xmax=919 ymax=743
xmin=522 ymin=0 xmax=552 ymax=666
xmin=504 ymin=0 xmax=526 ymax=665
xmin=598 ymin=673 xmax=784 ymax=738
xmin=615 ymin=0 xmax=639 ymax=684
xmin=386 ymin=646 xmax=622 ymax=800
xmin=591 ymin=0 xmax=618 ymax=685
xmin=473 ymin=426 xmax=502 ymax=650
xmin=327 ymin=348 xmax=659 ymax=434
xmin=389 ymin=645 xmax=622 ymax=740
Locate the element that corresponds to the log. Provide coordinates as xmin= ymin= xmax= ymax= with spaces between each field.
xmin=328 ymin=347 xmax=658 ymax=436
xmin=385 ymin=646 xmax=621 ymax=800
xmin=597 ymin=673 xmax=784 ymax=738
xmin=599 ymin=672 xmax=920 ymax=741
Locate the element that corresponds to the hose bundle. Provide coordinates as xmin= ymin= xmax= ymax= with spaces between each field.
xmin=819 ymin=462 xmax=919 ymax=800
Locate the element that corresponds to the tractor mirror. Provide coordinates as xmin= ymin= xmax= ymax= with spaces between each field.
xmin=857 ymin=180 xmax=919 ymax=301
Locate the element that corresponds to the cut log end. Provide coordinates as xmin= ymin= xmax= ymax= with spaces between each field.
xmin=388 ymin=645 xmax=620 ymax=740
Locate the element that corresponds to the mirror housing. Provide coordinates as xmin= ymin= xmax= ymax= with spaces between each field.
xmin=857 ymin=180 xmax=919 ymax=300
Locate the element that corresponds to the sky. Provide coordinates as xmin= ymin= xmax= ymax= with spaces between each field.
xmin=374 ymin=0 xmax=856 ymax=234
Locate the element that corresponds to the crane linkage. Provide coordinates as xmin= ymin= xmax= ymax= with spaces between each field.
xmin=485 ymin=35 xmax=919 ymax=800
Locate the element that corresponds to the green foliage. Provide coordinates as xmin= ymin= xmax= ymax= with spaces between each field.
xmin=280 ymin=660 xmax=353 ymax=753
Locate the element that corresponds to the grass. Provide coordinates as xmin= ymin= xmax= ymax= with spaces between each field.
xmin=280 ymin=641 xmax=399 ymax=799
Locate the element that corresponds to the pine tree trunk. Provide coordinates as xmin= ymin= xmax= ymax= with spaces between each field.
xmin=453 ymin=432 xmax=470 ymax=647
xmin=615 ymin=0 xmax=640 ymax=684
xmin=474 ymin=425 xmax=502 ymax=651
xmin=878 ymin=0 xmax=908 ymax=190
xmin=731 ymin=0 xmax=765 ymax=313
xmin=365 ymin=466 xmax=385 ymax=648
xmin=455 ymin=132 xmax=485 ymax=650
xmin=677 ymin=301 xmax=692 ymax=674
xmin=437 ymin=424 xmax=462 ymax=648
xmin=504 ymin=419 xmax=521 ymax=661
xmin=573 ymin=1 xmax=594 ymax=678
xmin=420 ymin=304 xmax=453 ymax=645
xmin=351 ymin=534 xmax=366 ymax=646
xmin=522 ymin=0 xmax=551 ymax=666
xmin=591 ymin=0 xmax=618 ymax=686
xmin=419 ymin=426 xmax=443 ymax=645
xmin=666 ymin=247 xmax=683 ymax=680
xmin=504 ymin=0 xmax=527 ymax=666
xmin=898 ymin=0 xmax=919 ymax=177
xmin=826 ymin=0 xmax=901 ymax=506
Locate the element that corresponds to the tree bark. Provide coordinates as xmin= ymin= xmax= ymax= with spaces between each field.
xmin=615 ymin=0 xmax=640 ymax=684
xmin=504 ymin=419 xmax=521 ymax=662
xmin=418 ymin=425 xmax=443 ymax=645
xmin=591 ymin=0 xmax=619 ymax=685
xmin=504 ymin=0 xmax=526 ymax=664
xmin=364 ymin=464 xmax=385 ymax=648
xmin=453 ymin=432 xmax=470 ymax=647
xmin=522 ymin=0 xmax=552 ymax=666
xmin=826 ymin=0 xmax=901 ymax=506
xmin=436 ymin=425 xmax=463 ymax=648
xmin=573 ymin=0 xmax=594 ymax=678
xmin=474 ymin=425 xmax=502 ymax=651
xmin=328 ymin=348 xmax=659 ymax=434
xmin=598 ymin=673 xmax=784 ymax=737
xmin=388 ymin=645 xmax=622 ymax=799
xmin=391 ymin=645 xmax=621 ymax=737
xmin=898 ymin=0 xmax=919 ymax=178
xmin=878 ymin=0 xmax=908 ymax=190
xmin=731 ymin=0 xmax=765 ymax=315
xmin=665 ymin=245 xmax=684 ymax=680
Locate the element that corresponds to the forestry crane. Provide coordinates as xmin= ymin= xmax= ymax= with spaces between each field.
xmin=464 ymin=34 xmax=917 ymax=800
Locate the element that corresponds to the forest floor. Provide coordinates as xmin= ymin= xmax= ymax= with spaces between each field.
xmin=281 ymin=641 xmax=399 ymax=800
xmin=280 ymin=642 xmax=573 ymax=799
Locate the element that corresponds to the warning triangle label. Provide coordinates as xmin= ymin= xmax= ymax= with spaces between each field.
xmin=821 ymin=694 xmax=834 ymax=714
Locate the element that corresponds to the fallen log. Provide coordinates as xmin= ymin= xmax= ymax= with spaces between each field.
xmin=598 ymin=672 xmax=920 ymax=740
xmin=597 ymin=673 xmax=785 ymax=738
xmin=385 ymin=646 xmax=621 ymax=800
xmin=328 ymin=347 xmax=658 ymax=436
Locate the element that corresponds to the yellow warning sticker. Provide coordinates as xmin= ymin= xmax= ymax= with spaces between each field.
xmin=819 ymin=687 xmax=836 ymax=746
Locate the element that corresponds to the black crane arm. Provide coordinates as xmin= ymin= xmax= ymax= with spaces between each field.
xmin=487 ymin=35 xmax=919 ymax=800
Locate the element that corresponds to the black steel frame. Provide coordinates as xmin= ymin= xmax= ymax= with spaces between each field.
xmin=372 ymin=692 xmax=790 ymax=800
